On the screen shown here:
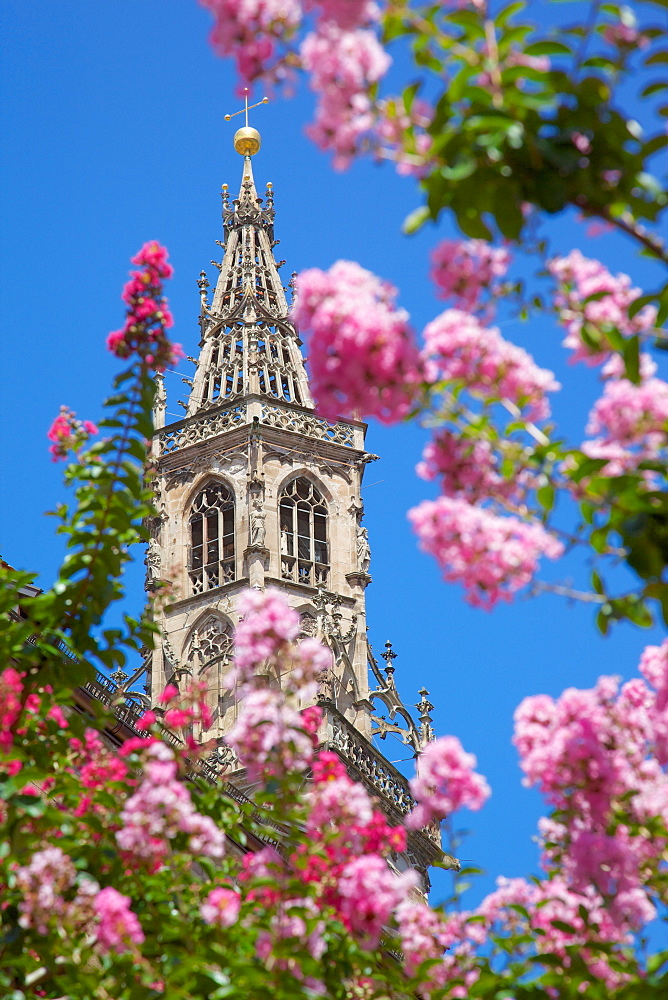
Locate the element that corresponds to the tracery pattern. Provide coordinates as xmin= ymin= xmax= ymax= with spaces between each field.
xmin=189 ymin=482 xmax=235 ymax=594
xmin=279 ymin=477 xmax=329 ymax=587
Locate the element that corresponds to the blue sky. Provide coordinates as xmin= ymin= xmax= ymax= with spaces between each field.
xmin=2 ymin=0 xmax=667 ymax=924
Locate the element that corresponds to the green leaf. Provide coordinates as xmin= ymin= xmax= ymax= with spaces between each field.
xmin=523 ymin=40 xmax=572 ymax=56
xmin=537 ymin=484 xmax=555 ymax=513
xmin=402 ymin=205 xmax=430 ymax=235
xmin=623 ymin=335 xmax=641 ymax=384
xmin=645 ymin=50 xmax=668 ymax=66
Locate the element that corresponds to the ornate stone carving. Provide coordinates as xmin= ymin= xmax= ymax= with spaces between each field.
xmin=299 ymin=612 xmax=318 ymax=638
xmin=145 ymin=536 xmax=161 ymax=587
xmin=188 ymin=616 xmax=233 ymax=674
xmin=328 ymin=713 xmax=415 ymax=816
xmin=356 ymin=523 xmax=371 ymax=574
xmin=261 ymin=403 xmax=355 ymax=448
xmin=159 ymin=403 xmax=247 ymax=456
xmin=249 ymin=496 xmax=266 ymax=546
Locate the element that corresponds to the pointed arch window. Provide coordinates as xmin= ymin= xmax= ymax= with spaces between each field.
xmin=189 ymin=482 xmax=235 ymax=594
xmin=279 ymin=478 xmax=328 ymax=587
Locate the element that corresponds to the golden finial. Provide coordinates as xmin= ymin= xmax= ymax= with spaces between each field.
xmin=224 ymin=88 xmax=269 ymax=157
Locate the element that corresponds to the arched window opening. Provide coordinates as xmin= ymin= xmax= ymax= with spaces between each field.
xmin=188 ymin=616 xmax=233 ymax=671
xmin=189 ymin=483 xmax=235 ymax=594
xmin=279 ymin=478 xmax=329 ymax=587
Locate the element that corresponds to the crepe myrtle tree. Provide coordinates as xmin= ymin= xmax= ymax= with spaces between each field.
xmin=0 ymin=224 xmax=666 ymax=996
xmin=2 ymin=0 xmax=668 ymax=993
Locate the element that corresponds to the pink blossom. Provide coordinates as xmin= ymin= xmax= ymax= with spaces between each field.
xmin=301 ymin=25 xmax=391 ymax=168
xmin=15 ymin=846 xmax=77 ymax=935
xmin=639 ymin=640 xmax=668 ymax=763
xmin=47 ymin=406 xmax=98 ymax=461
xmin=422 ymin=309 xmax=559 ymax=421
xmin=395 ymin=899 xmax=450 ymax=988
xmin=416 ymin=429 xmax=520 ymax=503
xmin=639 ymin=640 xmax=668 ymax=713
xmin=0 ymin=666 xmax=23 ymax=752
xmin=571 ymin=131 xmax=591 ymax=155
xmin=93 ymin=886 xmax=145 ymax=954
xmin=202 ymin=0 xmax=301 ymax=82
xmin=337 ymin=855 xmax=417 ymax=946
xmin=408 ymin=497 xmax=563 ymax=609
xmin=430 ymin=239 xmax=510 ymax=313
xmin=548 ymin=250 xmax=656 ymax=365
xmin=116 ymin=742 xmax=225 ymax=863
xmin=603 ymin=22 xmax=648 ymax=48
xmin=227 ymin=687 xmax=314 ymax=783
xmin=586 ymin=376 xmax=668 ymax=451
xmin=46 ymin=704 xmax=68 ymax=728
xmin=233 ymin=587 xmax=300 ymax=681
xmin=200 ymin=886 xmax=241 ymax=927
xmin=107 ymin=241 xmax=182 ymax=371
xmin=75 ymin=728 xmax=128 ymax=790
xmin=293 ymin=260 xmax=422 ymax=423
xmin=159 ymin=683 xmax=179 ymax=704
xmin=406 ymin=735 xmax=490 ymax=830
xmin=305 ymin=0 xmax=377 ymax=30
xmin=307 ymin=768 xmax=374 ymax=837
xmin=513 ymin=673 xmax=668 ymax=918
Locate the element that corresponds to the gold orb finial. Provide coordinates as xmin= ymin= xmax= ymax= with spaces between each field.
xmin=234 ymin=126 xmax=261 ymax=157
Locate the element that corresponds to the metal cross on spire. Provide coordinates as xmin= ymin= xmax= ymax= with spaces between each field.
xmin=225 ymin=89 xmax=269 ymax=156
xmin=224 ymin=88 xmax=269 ymax=128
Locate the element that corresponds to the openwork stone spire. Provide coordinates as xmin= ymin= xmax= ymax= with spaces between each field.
xmin=186 ymin=155 xmax=312 ymax=415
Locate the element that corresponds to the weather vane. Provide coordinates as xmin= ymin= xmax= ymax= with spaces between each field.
xmin=225 ymin=88 xmax=269 ymax=157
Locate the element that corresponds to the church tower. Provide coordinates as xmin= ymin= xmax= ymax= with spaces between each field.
xmin=146 ymin=118 xmax=444 ymax=876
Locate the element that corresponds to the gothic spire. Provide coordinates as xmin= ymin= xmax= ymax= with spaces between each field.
xmin=186 ymin=126 xmax=312 ymax=416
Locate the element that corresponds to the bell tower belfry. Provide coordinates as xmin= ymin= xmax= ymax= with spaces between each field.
xmin=146 ymin=118 xmax=446 ymax=874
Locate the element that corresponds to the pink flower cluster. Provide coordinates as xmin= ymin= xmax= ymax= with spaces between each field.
xmin=93 ymin=886 xmax=145 ymax=954
xmin=337 ymin=854 xmax=417 ymax=947
xmin=301 ymin=24 xmax=391 ymax=168
xmin=548 ymin=250 xmax=656 ymax=365
xmin=407 ymin=735 xmax=490 ymax=830
xmin=234 ymin=587 xmax=301 ymax=679
xmin=202 ymin=0 xmax=301 ymax=82
xmin=639 ymin=640 xmax=668 ymax=763
xmin=225 ymin=589 xmax=332 ymax=781
xmin=586 ymin=375 xmax=668 ymax=453
xmin=0 ymin=666 xmax=23 ymax=753
xmin=227 ymin=687 xmax=317 ymax=783
xmin=416 ymin=429 xmax=528 ymax=504
xmin=14 ymin=847 xmax=142 ymax=956
xmin=395 ymin=899 xmax=451 ymax=992
xmin=452 ymin=875 xmax=639 ymax=991
xmin=293 ymin=260 xmax=422 ymax=423
xmin=200 ymin=886 xmax=241 ymax=927
xmin=15 ymin=846 xmax=79 ymax=935
xmin=514 ymin=666 xmax=668 ymax=930
xmin=430 ymin=239 xmax=511 ymax=313
xmin=47 ymin=406 xmax=98 ymax=462
xmin=422 ymin=309 xmax=559 ymax=421
xmin=107 ymin=241 xmax=183 ymax=371
xmin=409 ymin=497 xmax=563 ymax=609
xmin=289 ymin=750 xmax=412 ymax=948
xmin=116 ymin=742 xmax=225 ymax=865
